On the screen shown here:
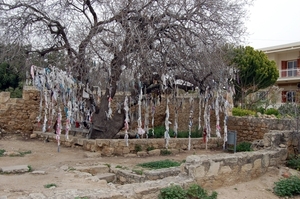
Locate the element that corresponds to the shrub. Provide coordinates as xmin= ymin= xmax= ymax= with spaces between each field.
xmin=158 ymin=184 xmax=187 ymax=199
xmin=146 ymin=146 xmax=155 ymax=151
xmin=274 ymin=176 xmax=300 ymax=197
xmin=0 ymin=149 xmax=5 ymax=157
xmin=232 ymin=107 xmax=255 ymax=116
xmin=264 ymin=108 xmax=279 ymax=116
xmin=158 ymin=184 xmax=218 ymax=199
xmin=286 ymin=155 xmax=300 ymax=170
xmin=256 ymin=107 xmax=265 ymax=114
xmin=236 ymin=142 xmax=252 ymax=152
xmin=187 ymin=184 xmax=218 ymax=199
xmin=137 ymin=159 xmax=181 ymax=169
xmin=160 ymin=149 xmax=172 ymax=156
xmin=278 ymin=103 xmax=300 ymax=118
xmin=134 ymin=144 xmax=142 ymax=152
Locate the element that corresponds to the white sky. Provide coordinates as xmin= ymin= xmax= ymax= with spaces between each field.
xmin=244 ymin=0 xmax=300 ymax=49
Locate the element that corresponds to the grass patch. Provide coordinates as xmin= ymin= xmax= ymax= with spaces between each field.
xmin=28 ymin=165 xmax=32 ymax=172
xmin=75 ymin=197 xmax=89 ymax=199
xmin=44 ymin=183 xmax=57 ymax=188
xmin=137 ymin=159 xmax=181 ymax=169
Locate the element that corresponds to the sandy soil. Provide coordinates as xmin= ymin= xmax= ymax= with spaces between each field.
xmin=0 ymin=135 xmax=299 ymax=199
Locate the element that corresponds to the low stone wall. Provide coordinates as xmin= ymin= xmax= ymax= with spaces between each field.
xmin=183 ymin=148 xmax=287 ymax=189
xmin=33 ymin=131 xmax=222 ymax=156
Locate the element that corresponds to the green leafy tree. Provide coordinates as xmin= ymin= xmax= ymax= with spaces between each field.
xmin=230 ymin=46 xmax=279 ymax=107
xmin=0 ymin=62 xmax=23 ymax=98
xmin=0 ymin=62 xmax=20 ymax=90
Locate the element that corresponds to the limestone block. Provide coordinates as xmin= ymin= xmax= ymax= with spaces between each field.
xmin=123 ymin=147 xmax=130 ymax=154
xmin=207 ymin=161 xmax=220 ymax=176
xmin=253 ymin=159 xmax=261 ymax=169
xmin=102 ymin=147 xmax=114 ymax=156
xmin=219 ymin=165 xmax=232 ymax=174
xmin=241 ymin=163 xmax=252 ymax=172
xmin=194 ymin=165 xmax=206 ymax=178
xmin=148 ymin=149 xmax=160 ymax=156
xmin=137 ymin=151 xmax=148 ymax=157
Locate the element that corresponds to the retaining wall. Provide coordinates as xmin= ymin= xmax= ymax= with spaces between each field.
xmin=0 ymin=88 xmax=298 ymax=144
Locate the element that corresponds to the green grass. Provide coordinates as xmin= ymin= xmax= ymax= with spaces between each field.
xmin=44 ymin=183 xmax=57 ymax=188
xmin=137 ymin=159 xmax=181 ymax=169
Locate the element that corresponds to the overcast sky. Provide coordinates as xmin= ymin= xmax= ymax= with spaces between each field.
xmin=244 ymin=0 xmax=300 ymax=49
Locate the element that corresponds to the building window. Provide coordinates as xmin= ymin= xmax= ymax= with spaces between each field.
xmin=287 ymin=60 xmax=298 ymax=77
xmin=287 ymin=91 xmax=296 ymax=102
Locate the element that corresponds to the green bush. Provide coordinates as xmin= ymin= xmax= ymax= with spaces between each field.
xmin=160 ymin=149 xmax=172 ymax=156
xmin=232 ymin=107 xmax=255 ymax=116
xmin=0 ymin=149 xmax=5 ymax=157
xmin=151 ymin=125 xmax=202 ymax=139
xmin=159 ymin=185 xmax=187 ymax=199
xmin=187 ymin=184 xmax=218 ymax=199
xmin=134 ymin=144 xmax=142 ymax=152
xmin=137 ymin=159 xmax=181 ymax=169
xmin=278 ymin=103 xmax=300 ymax=118
xmin=286 ymin=155 xmax=300 ymax=170
xmin=236 ymin=142 xmax=252 ymax=152
xmin=264 ymin=108 xmax=279 ymax=116
xmin=256 ymin=107 xmax=265 ymax=114
xmin=158 ymin=184 xmax=218 ymax=199
xmin=146 ymin=146 xmax=155 ymax=151
xmin=274 ymin=176 xmax=300 ymax=197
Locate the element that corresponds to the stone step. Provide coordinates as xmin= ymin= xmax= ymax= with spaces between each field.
xmin=74 ymin=165 xmax=110 ymax=175
xmin=0 ymin=165 xmax=30 ymax=173
xmin=112 ymin=166 xmax=182 ymax=184
xmin=96 ymin=173 xmax=116 ymax=183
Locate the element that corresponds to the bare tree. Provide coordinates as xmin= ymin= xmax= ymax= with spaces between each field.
xmin=0 ymin=0 xmax=251 ymax=138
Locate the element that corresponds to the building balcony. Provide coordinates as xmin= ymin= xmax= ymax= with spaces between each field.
xmin=278 ymin=69 xmax=300 ymax=83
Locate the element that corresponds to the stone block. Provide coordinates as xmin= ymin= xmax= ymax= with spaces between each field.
xmin=207 ymin=161 xmax=220 ymax=176
xmin=1 ymin=165 xmax=29 ymax=173
xmin=74 ymin=165 xmax=110 ymax=175
xmin=97 ymin=173 xmax=116 ymax=183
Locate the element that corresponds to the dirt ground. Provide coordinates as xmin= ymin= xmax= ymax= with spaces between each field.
xmin=0 ymin=135 xmax=299 ymax=199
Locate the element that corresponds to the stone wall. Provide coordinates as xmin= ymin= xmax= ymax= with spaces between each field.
xmin=33 ymin=131 xmax=222 ymax=156
xmin=0 ymin=87 xmax=298 ymax=145
xmin=0 ymin=86 xmax=40 ymax=134
xmin=227 ymin=116 xmax=296 ymax=143
xmin=183 ymin=148 xmax=287 ymax=189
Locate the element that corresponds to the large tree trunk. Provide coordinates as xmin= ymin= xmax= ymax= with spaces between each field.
xmin=90 ymin=94 xmax=125 ymax=139
xmin=90 ymin=54 xmax=125 ymax=139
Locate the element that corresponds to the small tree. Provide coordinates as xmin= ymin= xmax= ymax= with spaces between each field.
xmin=229 ymin=46 xmax=279 ymax=108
